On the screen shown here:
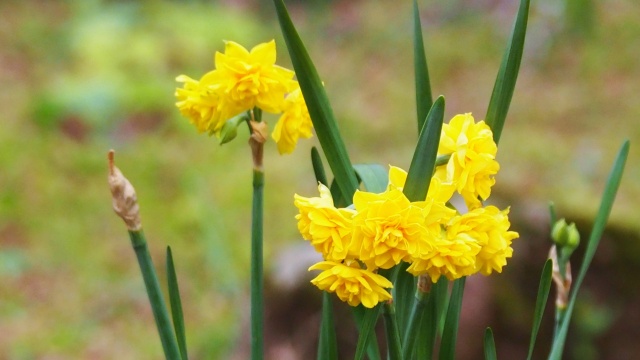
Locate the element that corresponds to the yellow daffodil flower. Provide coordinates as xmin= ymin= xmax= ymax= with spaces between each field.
xmin=294 ymin=184 xmax=356 ymax=261
xmin=436 ymin=113 xmax=499 ymax=209
xmin=272 ymin=86 xmax=314 ymax=154
xmin=309 ymin=260 xmax=393 ymax=308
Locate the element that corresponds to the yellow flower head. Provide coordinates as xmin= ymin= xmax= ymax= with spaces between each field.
xmin=449 ymin=205 xmax=519 ymax=276
xmin=175 ymin=75 xmax=239 ymax=135
xmin=407 ymin=225 xmax=482 ymax=283
xmin=436 ymin=113 xmax=499 ymax=209
xmin=210 ymin=40 xmax=296 ymax=113
xmin=351 ymin=188 xmax=432 ymax=269
xmin=294 ymin=184 xmax=356 ymax=261
xmin=309 ymin=260 xmax=393 ymax=308
xmin=272 ymin=86 xmax=314 ymax=154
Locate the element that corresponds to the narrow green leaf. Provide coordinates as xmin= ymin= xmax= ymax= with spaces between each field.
xmin=273 ymin=0 xmax=359 ymax=200
xmin=404 ymin=96 xmax=445 ymax=202
xmin=353 ymin=305 xmax=382 ymax=360
xmin=354 ymin=164 xmax=388 ymax=194
xmin=484 ymin=0 xmax=530 ymax=144
xmin=438 ymin=277 xmax=466 ymax=360
xmin=167 ymin=247 xmax=188 ymax=360
xmin=318 ymin=292 xmax=339 ymax=360
xmin=413 ymin=0 xmax=433 ymax=132
xmin=483 ymin=328 xmax=497 ymax=360
xmin=434 ymin=277 xmax=450 ymax=334
xmin=394 ymin=263 xmax=415 ymax=344
xmin=402 ymin=288 xmax=427 ymax=360
xmin=311 ymin=147 xmax=329 ymax=186
xmin=548 ymin=140 xmax=629 ymax=359
xmin=526 ymin=259 xmax=552 ymax=360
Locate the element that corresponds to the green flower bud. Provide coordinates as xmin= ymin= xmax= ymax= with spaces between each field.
xmin=218 ymin=114 xmax=247 ymax=145
xmin=551 ymin=218 xmax=580 ymax=250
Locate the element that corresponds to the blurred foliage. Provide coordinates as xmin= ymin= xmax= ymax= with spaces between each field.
xmin=0 ymin=0 xmax=638 ymax=358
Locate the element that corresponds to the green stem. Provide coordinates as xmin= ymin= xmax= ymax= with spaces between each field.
xmin=129 ymin=230 xmax=182 ymax=360
xmin=383 ymin=302 xmax=403 ymax=360
xmin=251 ymin=167 xmax=265 ymax=360
xmin=402 ymin=277 xmax=430 ymax=360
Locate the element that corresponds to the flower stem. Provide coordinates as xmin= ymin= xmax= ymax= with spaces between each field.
xmin=129 ymin=230 xmax=182 ymax=360
xmin=383 ymin=301 xmax=403 ymax=360
xmin=249 ymin=120 xmax=265 ymax=359
xmin=402 ymin=276 xmax=431 ymax=360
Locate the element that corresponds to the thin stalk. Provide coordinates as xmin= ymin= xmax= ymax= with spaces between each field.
xmin=251 ymin=167 xmax=265 ymax=360
xmin=383 ymin=302 xmax=403 ymax=360
xmin=249 ymin=109 xmax=266 ymax=360
xmin=402 ymin=276 xmax=431 ymax=360
xmin=129 ymin=230 xmax=182 ymax=360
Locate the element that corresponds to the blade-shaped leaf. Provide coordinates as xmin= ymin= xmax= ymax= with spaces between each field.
xmin=394 ymin=263 xmax=416 ymax=344
xmin=311 ymin=147 xmax=329 ymax=186
xmin=318 ymin=292 xmax=339 ymax=360
xmin=354 ymin=164 xmax=388 ymax=194
xmin=167 ymin=247 xmax=188 ymax=360
xmin=484 ymin=328 xmax=497 ymax=360
xmin=438 ymin=277 xmax=466 ymax=360
xmin=484 ymin=0 xmax=530 ymax=144
xmin=526 ymin=259 xmax=552 ymax=360
xmin=273 ymin=0 xmax=359 ymax=200
xmin=404 ymin=96 xmax=445 ymax=202
xmin=548 ymin=140 xmax=629 ymax=359
xmin=413 ymin=0 xmax=433 ymax=132
xmin=353 ymin=305 xmax=382 ymax=360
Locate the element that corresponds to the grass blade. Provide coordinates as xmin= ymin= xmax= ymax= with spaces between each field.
xmin=484 ymin=0 xmax=530 ymax=144
xmin=548 ymin=140 xmax=629 ymax=359
xmin=167 ymin=247 xmax=188 ymax=360
xmin=318 ymin=292 xmax=339 ymax=360
xmin=273 ymin=0 xmax=359 ymax=201
xmin=413 ymin=0 xmax=433 ymax=132
xmin=483 ymin=328 xmax=497 ymax=360
xmin=353 ymin=305 xmax=383 ymax=360
xmin=526 ymin=259 xmax=552 ymax=360
xmin=404 ymin=96 xmax=445 ymax=202
xmin=438 ymin=277 xmax=466 ymax=360
xmin=354 ymin=164 xmax=388 ymax=194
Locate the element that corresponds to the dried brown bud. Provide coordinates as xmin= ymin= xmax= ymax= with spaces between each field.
xmin=249 ymin=121 xmax=268 ymax=170
xmin=108 ymin=150 xmax=141 ymax=231
xmin=417 ymin=274 xmax=432 ymax=294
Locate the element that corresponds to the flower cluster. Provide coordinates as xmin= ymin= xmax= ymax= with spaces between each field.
xmin=296 ymin=114 xmax=518 ymax=308
xmin=175 ymin=40 xmax=313 ymax=154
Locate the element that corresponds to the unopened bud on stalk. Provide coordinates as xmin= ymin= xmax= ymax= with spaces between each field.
xmin=551 ymin=218 xmax=580 ymax=251
xmin=108 ymin=150 xmax=142 ymax=231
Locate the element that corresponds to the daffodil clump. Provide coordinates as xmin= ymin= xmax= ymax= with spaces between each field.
xmin=296 ymin=113 xmax=519 ymax=308
xmin=175 ymin=40 xmax=313 ymax=154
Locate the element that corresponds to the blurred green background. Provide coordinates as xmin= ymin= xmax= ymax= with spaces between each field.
xmin=1 ymin=0 xmax=638 ymax=359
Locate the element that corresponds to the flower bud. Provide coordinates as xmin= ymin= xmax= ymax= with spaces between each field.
xmin=219 ymin=114 xmax=247 ymax=145
xmin=551 ymin=218 xmax=580 ymax=250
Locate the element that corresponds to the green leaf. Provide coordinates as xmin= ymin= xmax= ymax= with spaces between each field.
xmin=548 ymin=140 xmax=629 ymax=359
xmin=394 ymin=263 xmax=415 ymax=344
xmin=413 ymin=0 xmax=433 ymax=132
xmin=438 ymin=277 xmax=466 ymax=360
xmin=354 ymin=164 xmax=388 ymax=194
xmin=353 ymin=305 xmax=382 ymax=360
xmin=484 ymin=0 xmax=530 ymax=144
xmin=167 ymin=247 xmax=188 ymax=360
xmin=311 ymin=147 xmax=329 ymax=186
xmin=318 ymin=292 xmax=339 ymax=360
xmin=483 ymin=328 xmax=497 ymax=360
xmin=273 ymin=0 xmax=359 ymax=201
xmin=404 ymin=96 xmax=445 ymax=202
xmin=526 ymin=259 xmax=552 ymax=360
